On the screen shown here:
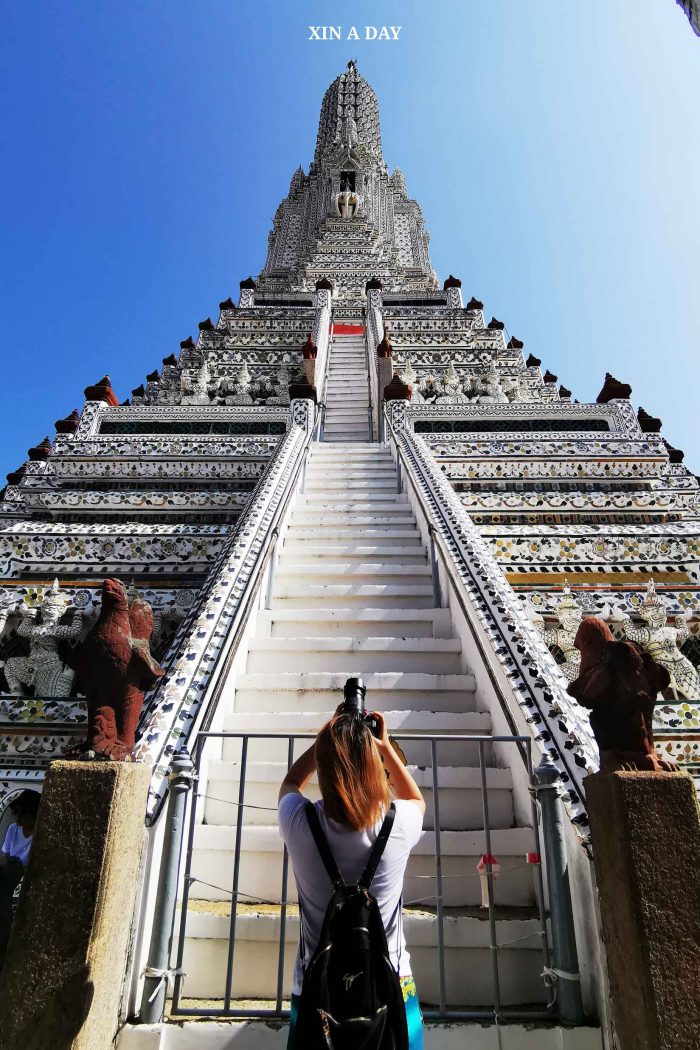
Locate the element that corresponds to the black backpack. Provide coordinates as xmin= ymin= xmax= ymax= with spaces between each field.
xmin=293 ymin=801 xmax=409 ymax=1050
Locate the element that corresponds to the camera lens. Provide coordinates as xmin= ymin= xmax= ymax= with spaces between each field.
xmin=342 ymin=676 xmax=366 ymax=717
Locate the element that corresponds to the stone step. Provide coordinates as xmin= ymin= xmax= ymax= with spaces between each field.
xmin=325 ymin=397 xmax=369 ymax=406
xmin=274 ymin=563 xmax=431 ymax=587
xmin=299 ymin=495 xmax=402 ymax=508
xmin=310 ymin=453 xmax=391 ymax=462
xmin=177 ymin=903 xmax=545 ymax=1005
xmin=322 ymin=415 xmax=369 ymax=424
xmin=290 ymin=513 xmax=416 ymax=527
xmin=311 ymin=444 xmax=391 ymax=454
xmin=326 ymin=382 xmax=367 ymax=389
xmin=323 ymin=437 xmax=372 ymax=444
xmin=257 ymin=608 xmax=451 ymax=639
xmin=280 ymin=543 xmax=426 ymax=562
xmin=271 ymin=584 xmax=435 ymax=608
xmin=117 ymin=1019 xmax=604 ymax=1049
xmin=304 ymin=480 xmax=399 ymax=492
xmin=295 ymin=499 xmax=412 ymax=512
xmin=324 ymin=405 xmax=369 ymax=413
xmin=323 ymin=413 xmax=371 ymax=424
xmin=286 ymin=526 xmax=421 ymax=541
xmin=222 ymin=709 xmax=489 ymax=765
xmin=297 ymin=492 xmax=408 ymax=507
xmin=305 ymin=468 xmax=396 ymax=478
xmin=231 ymin=676 xmax=477 ymax=716
xmin=322 ymin=435 xmax=372 ymax=443
xmin=321 ymin=422 xmax=370 ymax=428
xmin=189 ymin=823 xmax=536 ymax=908
xmin=287 ymin=520 xmax=419 ymax=537
xmin=304 ymin=481 xmax=396 ymax=491
xmin=203 ymin=762 xmax=514 ymax=830
xmin=245 ymin=637 xmax=463 ymax=674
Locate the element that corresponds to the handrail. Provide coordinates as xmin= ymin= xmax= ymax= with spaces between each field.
xmin=364 ymin=303 xmax=381 ymax=442
xmin=363 ymin=316 xmax=377 ymax=442
xmin=167 ymin=729 xmax=553 ymax=1025
xmin=383 ymin=407 xmax=596 ymax=828
xmin=136 ymin=401 xmax=320 ymax=822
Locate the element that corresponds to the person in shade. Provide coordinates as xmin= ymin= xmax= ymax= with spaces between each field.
xmin=0 ymin=789 xmax=41 ymax=968
xmin=278 ymin=707 xmax=426 ymax=1050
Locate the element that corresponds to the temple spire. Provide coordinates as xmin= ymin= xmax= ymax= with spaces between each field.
xmin=313 ymin=61 xmax=384 ymax=169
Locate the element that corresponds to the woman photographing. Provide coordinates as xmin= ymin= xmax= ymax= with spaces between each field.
xmin=278 ymin=678 xmax=425 ymax=1050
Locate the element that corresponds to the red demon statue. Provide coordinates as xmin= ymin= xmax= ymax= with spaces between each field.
xmin=66 ymin=578 xmax=164 ymax=760
xmin=567 ymin=616 xmax=678 ymax=773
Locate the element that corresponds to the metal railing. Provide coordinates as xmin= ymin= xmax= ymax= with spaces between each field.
xmin=383 ymin=407 xmax=597 ymax=816
xmin=139 ymin=729 xmax=587 ymax=1026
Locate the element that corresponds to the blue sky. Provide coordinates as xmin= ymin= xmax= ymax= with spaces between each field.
xmin=1 ymin=1 xmax=699 ymax=478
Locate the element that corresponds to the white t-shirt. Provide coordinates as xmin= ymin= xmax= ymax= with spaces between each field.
xmin=1 ymin=823 xmax=32 ymax=866
xmin=278 ymin=792 xmax=423 ymax=995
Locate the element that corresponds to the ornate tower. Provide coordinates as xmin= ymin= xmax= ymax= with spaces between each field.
xmin=258 ymin=61 xmax=436 ymax=304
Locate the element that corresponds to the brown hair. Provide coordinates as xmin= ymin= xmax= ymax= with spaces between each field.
xmin=315 ymin=714 xmax=391 ymax=831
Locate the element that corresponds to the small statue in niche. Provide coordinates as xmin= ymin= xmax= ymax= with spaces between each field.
xmin=0 ymin=580 xmax=82 ymax=697
xmin=180 ymin=354 xmax=212 ymax=405
xmin=64 ymin=578 xmax=164 ymax=761
xmin=535 ymin=582 xmax=584 ymax=682
xmin=615 ymin=579 xmax=700 ymax=702
xmin=475 ymin=362 xmax=508 ymax=403
xmin=224 ymin=362 xmax=255 ymax=406
xmin=436 ymin=361 xmax=470 ymax=404
xmin=567 ymin=617 xmax=678 ymax=773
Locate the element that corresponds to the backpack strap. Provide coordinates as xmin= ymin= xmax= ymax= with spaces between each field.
xmin=305 ymin=801 xmax=344 ymax=889
xmin=358 ymin=803 xmax=396 ymax=891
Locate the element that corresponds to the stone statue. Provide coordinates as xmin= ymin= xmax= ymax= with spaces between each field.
xmin=567 ymin=617 xmax=678 ymax=773
xmin=475 ymin=362 xmax=508 ymax=403
xmin=223 ymin=362 xmax=255 ymax=406
xmin=435 ymin=361 xmax=469 ymax=403
xmin=180 ymin=354 xmax=212 ymax=405
xmin=536 ymin=583 xmax=584 ymax=682
xmin=64 ymin=578 xmax=164 ymax=761
xmin=0 ymin=580 xmax=82 ymax=697
xmin=335 ymin=189 xmax=363 ymax=219
xmin=616 ymin=580 xmax=700 ymax=703
xmin=345 ymin=113 xmax=359 ymax=147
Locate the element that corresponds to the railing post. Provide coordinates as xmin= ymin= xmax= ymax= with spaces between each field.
xmin=427 ymin=525 xmax=443 ymax=608
xmin=264 ymin=528 xmax=281 ymax=610
xmin=139 ymin=750 xmax=195 ymax=1023
xmin=396 ymin=455 xmax=402 ymax=494
xmin=534 ymin=753 xmax=584 ymax=1025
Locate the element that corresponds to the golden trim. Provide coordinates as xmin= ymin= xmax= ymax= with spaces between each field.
xmin=507 ymin=572 xmax=693 ymax=587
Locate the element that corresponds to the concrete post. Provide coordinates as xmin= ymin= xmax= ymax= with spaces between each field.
xmin=586 ymin=770 xmax=700 ymax=1050
xmin=0 ymin=760 xmax=150 ymax=1050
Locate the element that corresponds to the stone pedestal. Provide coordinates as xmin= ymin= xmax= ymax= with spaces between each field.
xmin=586 ymin=771 xmax=700 ymax=1050
xmin=0 ymin=760 xmax=151 ymax=1050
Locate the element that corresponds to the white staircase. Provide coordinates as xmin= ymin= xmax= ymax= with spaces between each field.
xmin=322 ymin=332 xmax=371 ymax=442
xmin=177 ymin=341 xmax=553 ymax=1013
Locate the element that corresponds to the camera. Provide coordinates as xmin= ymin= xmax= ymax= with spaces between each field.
xmin=342 ymin=677 xmax=381 ymax=739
